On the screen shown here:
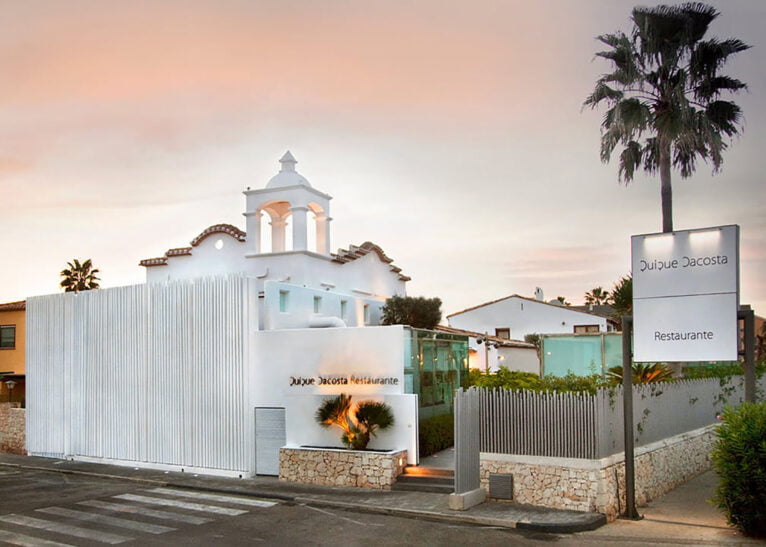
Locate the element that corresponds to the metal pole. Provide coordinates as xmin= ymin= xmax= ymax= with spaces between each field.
xmin=621 ymin=316 xmax=641 ymax=520
xmin=739 ymin=306 xmax=756 ymax=403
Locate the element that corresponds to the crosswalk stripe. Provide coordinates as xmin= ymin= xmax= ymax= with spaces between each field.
xmin=0 ymin=514 xmax=130 ymax=545
xmin=0 ymin=529 xmax=73 ymax=547
xmin=36 ymin=507 xmax=176 ymax=535
xmin=113 ymin=494 xmax=248 ymax=516
xmin=147 ymin=488 xmax=277 ymax=508
xmin=77 ymin=500 xmax=212 ymax=525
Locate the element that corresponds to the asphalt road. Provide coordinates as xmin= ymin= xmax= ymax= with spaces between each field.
xmin=0 ymin=468 xmax=559 ymax=546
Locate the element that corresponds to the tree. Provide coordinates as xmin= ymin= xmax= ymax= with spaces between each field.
xmin=315 ymin=393 xmax=394 ymax=450
xmin=584 ymin=3 xmax=750 ymax=233
xmin=554 ymin=296 xmax=571 ymax=306
xmin=584 ymin=286 xmax=610 ymax=306
xmin=381 ymin=296 xmax=442 ymax=330
xmin=608 ymin=274 xmax=633 ymax=318
xmin=59 ymin=259 xmax=100 ymax=293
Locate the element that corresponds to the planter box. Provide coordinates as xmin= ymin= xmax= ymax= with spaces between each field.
xmin=280 ymin=447 xmax=407 ymax=489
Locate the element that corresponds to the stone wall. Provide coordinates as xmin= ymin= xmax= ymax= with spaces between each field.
xmin=0 ymin=402 xmax=26 ymax=455
xmin=280 ymin=447 xmax=407 ymax=489
xmin=481 ymin=425 xmax=716 ymax=521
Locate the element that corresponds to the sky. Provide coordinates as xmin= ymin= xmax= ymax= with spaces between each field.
xmin=1 ymin=0 xmax=765 ymax=318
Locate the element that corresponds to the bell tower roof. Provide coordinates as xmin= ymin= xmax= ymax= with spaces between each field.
xmin=266 ymin=150 xmax=311 ymax=188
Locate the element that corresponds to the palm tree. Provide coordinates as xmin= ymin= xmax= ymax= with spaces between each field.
xmin=584 ymin=3 xmax=750 ymax=233
xmin=608 ymin=274 xmax=633 ymax=321
xmin=60 ymin=259 xmax=100 ymax=293
xmin=584 ymin=286 xmax=610 ymax=306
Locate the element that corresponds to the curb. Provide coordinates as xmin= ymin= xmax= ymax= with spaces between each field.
xmin=516 ymin=514 xmax=607 ymax=534
xmin=165 ymin=481 xmax=296 ymax=503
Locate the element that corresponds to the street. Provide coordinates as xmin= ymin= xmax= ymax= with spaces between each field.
xmin=0 ymin=468 xmax=554 ymax=546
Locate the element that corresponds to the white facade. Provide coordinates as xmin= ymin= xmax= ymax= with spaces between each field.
xmin=140 ymin=152 xmax=409 ymax=329
xmin=437 ymin=326 xmax=540 ymax=374
xmin=26 ymin=277 xmax=423 ymax=476
xmin=447 ymin=294 xmax=608 ymax=341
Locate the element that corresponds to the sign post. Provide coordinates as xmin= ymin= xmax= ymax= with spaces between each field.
xmin=632 ymin=225 xmax=740 ymax=362
xmin=624 ymin=225 xmax=741 ymax=520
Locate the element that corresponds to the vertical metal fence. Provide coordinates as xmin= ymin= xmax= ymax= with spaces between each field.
xmin=459 ymin=374 xmax=763 ymax=459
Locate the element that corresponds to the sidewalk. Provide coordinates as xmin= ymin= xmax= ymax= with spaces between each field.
xmin=0 ymin=452 xmax=604 ymax=533
xmin=570 ymin=470 xmax=761 ymax=546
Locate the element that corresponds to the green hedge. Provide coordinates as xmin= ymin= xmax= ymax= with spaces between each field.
xmin=712 ymin=402 xmax=766 ymax=538
xmin=419 ymin=413 xmax=453 ymax=458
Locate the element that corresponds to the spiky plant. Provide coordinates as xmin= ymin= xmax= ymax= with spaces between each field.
xmin=60 ymin=259 xmax=100 ymax=293
xmin=607 ymin=362 xmax=674 ymax=384
xmin=585 ymin=3 xmax=750 ymax=233
xmin=315 ymin=394 xmax=395 ymax=450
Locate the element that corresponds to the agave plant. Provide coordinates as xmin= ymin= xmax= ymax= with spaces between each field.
xmin=315 ymin=393 xmax=394 ymax=450
xmin=607 ymin=362 xmax=674 ymax=384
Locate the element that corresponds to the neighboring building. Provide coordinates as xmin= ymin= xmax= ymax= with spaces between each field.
xmin=447 ymin=291 xmax=611 ymax=341
xmin=0 ymin=301 xmax=25 ymax=405
xmin=139 ymin=152 xmax=409 ymax=330
xmin=435 ymin=325 xmax=539 ymax=375
xmin=570 ymin=304 xmax=621 ymax=331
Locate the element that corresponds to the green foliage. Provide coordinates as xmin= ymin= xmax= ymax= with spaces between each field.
xmin=684 ymin=361 xmax=766 ymax=380
xmin=584 ymin=286 xmax=610 ymax=306
xmin=315 ymin=393 xmax=395 ymax=450
xmin=585 ymin=3 xmax=750 ymax=233
xmin=606 ymin=362 xmax=674 ymax=384
xmin=60 ymin=258 xmax=100 ymax=293
xmin=419 ymin=413 xmax=453 ymax=458
xmin=381 ymin=296 xmax=442 ymax=330
xmin=467 ymin=367 xmax=609 ymax=394
xmin=608 ymin=274 xmax=632 ymax=319
xmin=711 ymin=402 xmax=766 ymax=537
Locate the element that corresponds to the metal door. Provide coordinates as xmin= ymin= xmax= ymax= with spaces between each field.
xmin=255 ymin=407 xmax=286 ymax=476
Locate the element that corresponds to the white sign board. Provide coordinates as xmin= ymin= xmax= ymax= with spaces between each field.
xmin=631 ymin=225 xmax=739 ymax=362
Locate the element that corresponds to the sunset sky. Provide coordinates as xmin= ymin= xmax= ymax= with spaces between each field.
xmin=2 ymin=0 xmax=765 ymax=318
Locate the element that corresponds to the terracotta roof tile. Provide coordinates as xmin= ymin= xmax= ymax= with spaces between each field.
xmin=332 ymin=241 xmax=409 ymax=281
xmin=447 ymin=294 xmax=609 ymax=319
xmin=140 ymin=223 xmax=245 ymax=268
xmin=434 ymin=325 xmax=536 ymax=348
xmin=0 ymin=301 xmax=25 ymax=312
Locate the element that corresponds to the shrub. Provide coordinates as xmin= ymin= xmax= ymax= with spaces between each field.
xmin=315 ymin=394 xmax=394 ymax=450
xmin=381 ymin=296 xmax=442 ymax=329
xmin=711 ymin=402 xmax=766 ymax=538
xmin=419 ymin=413 xmax=453 ymax=458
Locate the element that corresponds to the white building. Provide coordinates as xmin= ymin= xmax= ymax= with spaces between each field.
xmin=139 ymin=152 xmax=409 ymax=330
xmin=447 ymin=291 xmax=610 ymax=342
xmin=435 ymin=325 xmax=539 ymax=374
xmin=25 ymin=153 xmax=469 ymax=478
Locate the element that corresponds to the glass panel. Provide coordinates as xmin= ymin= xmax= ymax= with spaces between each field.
xmin=0 ymin=326 xmax=14 ymax=348
xmin=542 ymin=335 xmax=603 ymax=377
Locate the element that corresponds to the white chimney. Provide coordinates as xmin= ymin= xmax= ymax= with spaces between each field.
xmin=534 ymin=287 xmax=544 ymax=301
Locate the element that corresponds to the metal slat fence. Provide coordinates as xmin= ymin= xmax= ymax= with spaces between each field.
xmin=464 ymin=374 xmax=763 ymax=459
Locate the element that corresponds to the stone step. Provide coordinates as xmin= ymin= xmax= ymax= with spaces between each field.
xmin=401 ymin=466 xmax=454 ymax=478
xmin=391 ymin=480 xmax=454 ymax=494
xmin=395 ymin=475 xmax=454 ymax=487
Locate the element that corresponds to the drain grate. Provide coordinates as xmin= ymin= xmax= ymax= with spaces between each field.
xmin=488 ymin=473 xmax=514 ymax=500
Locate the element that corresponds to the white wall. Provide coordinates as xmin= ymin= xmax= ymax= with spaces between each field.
xmin=468 ymin=343 xmax=539 ymax=374
xmin=285 ymin=394 xmax=418 ymax=464
xmin=250 ymin=326 xmax=419 ymax=464
xmin=262 ymin=280 xmax=384 ymax=329
xmin=26 ymin=276 xmax=257 ymax=476
xmin=449 ymin=297 xmax=607 ymax=340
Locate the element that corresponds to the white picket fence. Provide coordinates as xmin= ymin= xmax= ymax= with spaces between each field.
xmin=26 ymin=275 xmax=257 ymax=474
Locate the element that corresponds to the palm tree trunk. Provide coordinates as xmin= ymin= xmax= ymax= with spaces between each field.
xmin=659 ymin=140 xmax=673 ymax=233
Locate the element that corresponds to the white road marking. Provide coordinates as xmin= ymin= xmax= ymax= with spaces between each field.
xmin=113 ymin=494 xmax=248 ymax=516
xmin=36 ymin=507 xmax=176 ymax=534
xmin=0 ymin=514 xmax=130 ymax=544
xmin=77 ymin=500 xmax=212 ymax=525
xmin=302 ymin=504 xmax=385 ymax=527
xmin=147 ymin=488 xmax=277 ymax=508
xmin=0 ymin=528 xmax=73 ymax=547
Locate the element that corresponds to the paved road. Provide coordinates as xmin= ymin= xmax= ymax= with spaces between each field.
xmin=0 ymin=468 xmax=555 ymax=546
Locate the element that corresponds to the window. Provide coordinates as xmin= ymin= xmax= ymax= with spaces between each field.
xmin=279 ymin=290 xmax=289 ymax=312
xmin=313 ymin=296 xmax=322 ymax=313
xmin=340 ymin=300 xmax=348 ymax=319
xmin=0 ymin=325 xmax=15 ymax=349
xmin=574 ymin=325 xmax=600 ymax=334
xmin=495 ymin=328 xmax=510 ymax=339
xmin=363 ymin=304 xmax=370 ymax=325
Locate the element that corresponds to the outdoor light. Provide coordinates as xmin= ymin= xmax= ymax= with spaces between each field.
xmin=4 ymin=380 xmax=16 ymax=403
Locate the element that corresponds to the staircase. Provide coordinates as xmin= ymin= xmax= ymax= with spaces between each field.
xmin=392 ymin=466 xmax=454 ymax=494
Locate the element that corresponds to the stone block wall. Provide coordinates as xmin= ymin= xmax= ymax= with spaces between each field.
xmin=280 ymin=447 xmax=407 ymax=489
xmin=0 ymin=402 xmax=26 ymax=455
xmin=481 ymin=425 xmax=716 ymax=521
